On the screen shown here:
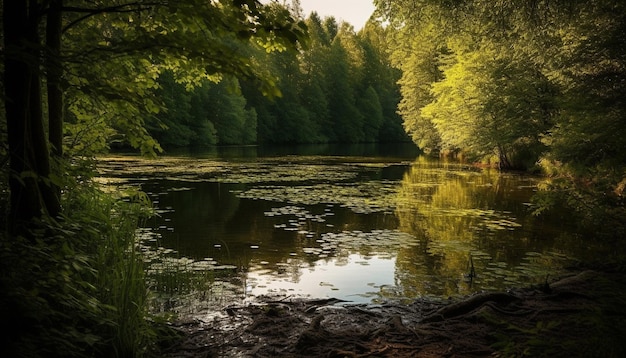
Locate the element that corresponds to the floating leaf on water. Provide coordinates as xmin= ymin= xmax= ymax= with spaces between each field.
xmin=213 ymin=265 xmax=237 ymax=270
xmin=524 ymin=251 xmax=543 ymax=257
xmin=168 ymin=187 xmax=194 ymax=192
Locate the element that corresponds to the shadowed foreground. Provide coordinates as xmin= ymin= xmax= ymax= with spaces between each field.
xmin=160 ymin=270 xmax=626 ymax=357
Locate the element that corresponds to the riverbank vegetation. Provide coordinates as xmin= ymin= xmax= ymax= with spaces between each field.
xmin=376 ymin=0 xmax=626 ymax=237
xmin=1 ymin=168 xmax=155 ymax=356
xmin=1 ymin=0 xmax=626 ymax=357
xmin=1 ymin=1 xmax=305 ymax=356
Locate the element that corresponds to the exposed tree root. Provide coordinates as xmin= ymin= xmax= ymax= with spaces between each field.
xmin=161 ymin=270 xmax=626 ymax=357
xmin=420 ymin=292 xmax=520 ymax=323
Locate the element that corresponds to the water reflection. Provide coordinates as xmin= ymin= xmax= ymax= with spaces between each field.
xmin=394 ymin=157 xmax=571 ymax=298
xmin=245 ymin=254 xmax=397 ymax=300
xmin=162 ymin=142 xmax=422 ymax=159
xmin=130 ymin=153 xmax=593 ymax=317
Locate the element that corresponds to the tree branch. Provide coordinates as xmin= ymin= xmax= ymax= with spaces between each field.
xmin=61 ymin=1 xmax=166 ymax=33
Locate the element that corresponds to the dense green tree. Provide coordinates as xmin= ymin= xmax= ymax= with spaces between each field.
xmin=422 ymin=38 xmax=555 ymax=167
xmin=376 ymin=0 xmax=617 ymax=164
xmin=207 ymin=77 xmax=258 ymax=145
xmin=235 ymin=12 xmax=406 ymax=145
xmin=325 ymin=28 xmax=365 ymax=142
xmin=188 ymin=83 xmax=220 ymax=146
xmin=144 ymin=6 xmax=411 ymax=148
xmin=358 ymin=21 xmax=408 ymax=142
xmin=147 ymin=71 xmax=196 ymax=148
xmin=2 ymin=0 xmax=306 ymax=232
xmin=376 ymin=0 xmax=626 ymax=229
xmin=358 ymin=86 xmax=384 ymax=140
xmin=299 ymin=79 xmax=331 ymax=140
xmin=394 ymin=35 xmax=444 ymax=151
xmin=298 ymin=13 xmax=334 ymax=141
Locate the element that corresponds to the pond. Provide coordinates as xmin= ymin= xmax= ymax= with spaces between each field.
xmin=98 ymin=144 xmax=608 ymax=318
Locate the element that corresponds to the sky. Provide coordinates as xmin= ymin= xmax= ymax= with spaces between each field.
xmin=300 ymin=0 xmax=375 ymax=31
xmin=294 ymin=0 xmax=377 ymax=30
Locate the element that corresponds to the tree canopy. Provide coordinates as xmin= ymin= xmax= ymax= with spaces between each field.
xmin=144 ymin=9 xmax=409 ymax=147
xmin=375 ymin=0 xmax=626 ymax=228
xmin=2 ymin=0 xmax=307 ymax=233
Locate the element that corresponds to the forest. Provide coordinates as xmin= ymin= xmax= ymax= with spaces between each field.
xmin=376 ymin=0 xmax=626 ymax=231
xmin=1 ymin=0 xmax=625 ymax=357
xmin=145 ymin=13 xmax=408 ymax=146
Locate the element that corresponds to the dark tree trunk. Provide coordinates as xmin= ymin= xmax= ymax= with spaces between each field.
xmin=4 ymin=1 xmax=40 ymax=233
xmin=3 ymin=0 xmax=60 ymax=235
xmin=497 ymin=145 xmax=512 ymax=171
xmin=47 ymin=0 xmax=63 ymax=159
xmin=46 ymin=0 xmax=64 ymax=209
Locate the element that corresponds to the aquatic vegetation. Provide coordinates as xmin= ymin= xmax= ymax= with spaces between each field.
xmin=237 ymin=181 xmax=401 ymax=214
xmin=98 ymin=155 xmax=363 ymax=184
xmin=136 ymin=228 xmax=241 ymax=316
xmin=137 ymin=229 xmax=238 ymax=274
xmin=96 ymin=154 xmax=605 ymax=316
xmin=317 ymin=230 xmax=419 ymax=255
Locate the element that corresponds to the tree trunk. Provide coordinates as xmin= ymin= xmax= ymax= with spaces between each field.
xmin=4 ymin=1 xmax=40 ymax=234
xmin=46 ymin=0 xmax=64 ymax=210
xmin=47 ymin=0 xmax=63 ymax=159
xmin=3 ymin=0 xmax=60 ymax=235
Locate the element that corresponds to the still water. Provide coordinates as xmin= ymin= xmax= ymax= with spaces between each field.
xmin=101 ymin=144 xmax=602 ymax=316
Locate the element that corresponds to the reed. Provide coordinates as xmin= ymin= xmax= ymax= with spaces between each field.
xmin=0 ymin=168 xmax=160 ymax=357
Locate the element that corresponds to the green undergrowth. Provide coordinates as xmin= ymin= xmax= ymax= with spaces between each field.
xmin=0 ymin=161 xmax=172 ymax=357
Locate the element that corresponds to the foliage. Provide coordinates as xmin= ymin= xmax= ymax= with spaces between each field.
xmin=148 ymin=11 xmax=410 ymax=147
xmin=0 ymin=159 xmax=155 ymax=357
xmin=146 ymin=72 xmax=259 ymax=147
xmin=375 ymin=0 xmax=626 ymax=234
xmin=207 ymin=77 xmax=258 ymax=145
xmin=57 ymin=0 xmax=308 ymax=156
xmin=1 ymin=0 xmax=308 ymax=356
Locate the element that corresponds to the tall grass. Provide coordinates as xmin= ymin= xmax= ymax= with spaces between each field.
xmin=89 ymin=188 xmax=155 ymax=357
xmin=0 ymin=160 xmax=160 ymax=357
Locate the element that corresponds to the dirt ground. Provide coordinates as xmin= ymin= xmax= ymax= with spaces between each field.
xmin=159 ymin=269 xmax=626 ymax=357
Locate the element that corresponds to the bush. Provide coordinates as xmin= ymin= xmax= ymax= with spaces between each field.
xmin=0 ymin=159 xmax=157 ymax=357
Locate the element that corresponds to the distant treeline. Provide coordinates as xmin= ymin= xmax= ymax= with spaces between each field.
xmin=145 ymin=13 xmax=409 ymax=147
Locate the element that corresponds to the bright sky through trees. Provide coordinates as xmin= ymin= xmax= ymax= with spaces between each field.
xmin=263 ymin=0 xmax=376 ymax=29
xmin=299 ymin=0 xmax=375 ymax=29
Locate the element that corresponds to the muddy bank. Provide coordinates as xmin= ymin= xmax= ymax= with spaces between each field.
xmin=159 ymin=270 xmax=626 ymax=357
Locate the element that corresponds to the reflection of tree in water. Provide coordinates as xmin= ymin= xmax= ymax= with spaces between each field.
xmin=153 ymin=181 xmax=244 ymax=253
xmin=393 ymin=157 xmax=561 ymax=298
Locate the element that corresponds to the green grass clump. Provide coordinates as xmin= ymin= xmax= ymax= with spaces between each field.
xmin=0 ymin=163 xmax=162 ymax=357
